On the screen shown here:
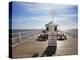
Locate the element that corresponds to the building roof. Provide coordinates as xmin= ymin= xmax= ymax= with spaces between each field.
xmin=45 ymin=21 xmax=58 ymax=27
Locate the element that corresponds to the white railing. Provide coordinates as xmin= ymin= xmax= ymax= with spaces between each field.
xmin=10 ymin=31 xmax=41 ymax=46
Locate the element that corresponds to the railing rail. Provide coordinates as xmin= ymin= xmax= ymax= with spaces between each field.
xmin=10 ymin=31 xmax=41 ymax=46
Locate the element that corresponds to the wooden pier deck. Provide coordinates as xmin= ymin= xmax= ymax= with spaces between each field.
xmin=12 ymin=34 xmax=78 ymax=58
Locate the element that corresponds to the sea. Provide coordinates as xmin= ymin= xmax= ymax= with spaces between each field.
xmin=9 ymin=29 xmax=42 ymax=38
xmin=9 ymin=29 xmax=78 ymax=44
xmin=64 ymin=29 xmax=78 ymax=38
xmin=9 ymin=29 xmax=78 ymax=39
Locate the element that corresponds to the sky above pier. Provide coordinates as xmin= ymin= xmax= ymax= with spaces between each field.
xmin=11 ymin=2 xmax=78 ymax=30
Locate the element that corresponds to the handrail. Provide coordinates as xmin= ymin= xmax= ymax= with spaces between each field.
xmin=10 ymin=31 xmax=41 ymax=35
xmin=10 ymin=31 xmax=28 ymax=35
xmin=10 ymin=31 xmax=41 ymax=45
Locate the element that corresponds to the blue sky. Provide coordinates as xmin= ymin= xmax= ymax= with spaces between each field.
xmin=11 ymin=2 xmax=78 ymax=30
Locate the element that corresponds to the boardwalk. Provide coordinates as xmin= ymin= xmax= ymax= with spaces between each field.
xmin=12 ymin=34 xmax=78 ymax=58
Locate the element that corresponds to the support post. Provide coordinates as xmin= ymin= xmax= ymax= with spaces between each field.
xmin=19 ymin=33 xmax=22 ymax=42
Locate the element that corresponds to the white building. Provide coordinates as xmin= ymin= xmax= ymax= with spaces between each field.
xmin=45 ymin=21 xmax=58 ymax=32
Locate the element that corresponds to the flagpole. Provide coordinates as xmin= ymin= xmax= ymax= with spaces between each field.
xmin=52 ymin=9 xmax=53 ymax=22
xmin=51 ymin=9 xmax=54 ymax=32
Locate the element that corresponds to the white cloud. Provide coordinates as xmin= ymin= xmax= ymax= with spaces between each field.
xmin=12 ymin=2 xmax=77 ymax=29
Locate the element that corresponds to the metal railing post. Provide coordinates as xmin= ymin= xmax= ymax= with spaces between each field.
xmin=19 ymin=33 xmax=22 ymax=42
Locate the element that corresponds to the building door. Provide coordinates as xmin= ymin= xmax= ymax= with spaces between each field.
xmin=46 ymin=27 xmax=49 ymax=31
xmin=54 ymin=26 xmax=57 ymax=31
